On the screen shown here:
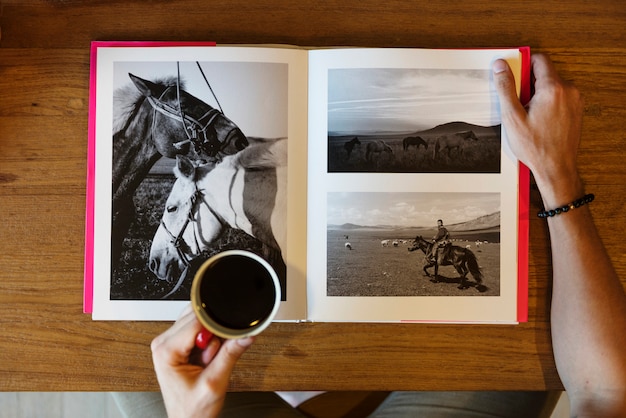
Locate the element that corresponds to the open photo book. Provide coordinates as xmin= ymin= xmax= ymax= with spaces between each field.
xmin=84 ymin=42 xmax=530 ymax=323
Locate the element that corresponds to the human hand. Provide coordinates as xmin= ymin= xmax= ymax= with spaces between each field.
xmin=492 ymin=54 xmax=585 ymax=208
xmin=151 ymin=305 xmax=255 ymax=418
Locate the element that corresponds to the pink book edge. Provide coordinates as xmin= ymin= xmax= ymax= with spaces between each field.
xmin=83 ymin=41 xmax=217 ymax=314
xmin=83 ymin=42 xmax=98 ymax=314
xmin=516 ymin=46 xmax=531 ymax=322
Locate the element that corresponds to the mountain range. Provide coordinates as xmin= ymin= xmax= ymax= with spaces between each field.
xmin=329 ymin=211 xmax=501 ymax=232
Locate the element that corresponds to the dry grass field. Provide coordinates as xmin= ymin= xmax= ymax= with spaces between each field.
xmin=327 ymin=228 xmax=500 ymax=297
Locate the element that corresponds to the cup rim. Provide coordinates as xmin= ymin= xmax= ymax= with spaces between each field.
xmin=190 ymin=250 xmax=281 ymax=339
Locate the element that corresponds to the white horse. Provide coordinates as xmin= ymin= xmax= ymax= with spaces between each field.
xmin=149 ymin=137 xmax=287 ymax=298
xmin=432 ymin=130 xmax=479 ymax=160
xmin=365 ymin=140 xmax=393 ymax=162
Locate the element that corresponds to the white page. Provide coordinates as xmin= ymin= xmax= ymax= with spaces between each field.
xmin=91 ymin=46 xmax=308 ymax=320
xmin=306 ymin=48 xmax=522 ymax=323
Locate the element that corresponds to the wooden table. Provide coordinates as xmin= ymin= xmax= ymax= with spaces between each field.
xmin=1 ymin=0 xmax=625 ymax=392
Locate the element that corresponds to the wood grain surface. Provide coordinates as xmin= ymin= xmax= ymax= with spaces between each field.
xmin=0 ymin=0 xmax=624 ymax=391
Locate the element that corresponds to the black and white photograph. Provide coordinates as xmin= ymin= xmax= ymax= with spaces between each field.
xmin=327 ymin=68 xmax=502 ymax=173
xmin=326 ymin=192 xmax=501 ymax=297
xmin=109 ymin=60 xmax=289 ymax=301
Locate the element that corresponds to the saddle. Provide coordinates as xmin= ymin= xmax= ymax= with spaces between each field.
xmin=428 ymin=240 xmax=451 ymax=264
xmin=436 ymin=239 xmax=450 ymax=248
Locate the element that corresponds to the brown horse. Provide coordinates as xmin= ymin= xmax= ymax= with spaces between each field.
xmin=344 ymin=136 xmax=361 ymax=159
xmin=402 ymin=136 xmax=428 ymax=151
xmin=408 ymin=235 xmax=483 ymax=289
xmin=433 ymin=130 xmax=479 ymax=160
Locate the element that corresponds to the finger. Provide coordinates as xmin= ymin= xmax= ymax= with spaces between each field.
xmin=195 ymin=328 xmax=214 ymax=350
xmin=152 ymin=310 xmax=203 ymax=366
xmin=178 ymin=302 xmax=194 ymax=320
xmin=201 ymin=337 xmax=255 ymax=381
xmin=492 ymin=59 xmax=526 ymax=120
xmin=530 ymin=53 xmax=561 ymax=86
xmin=166 ymin=306 xmax=201 ymax=340
xmin=200 ymin=337 xmax=222 ymax=365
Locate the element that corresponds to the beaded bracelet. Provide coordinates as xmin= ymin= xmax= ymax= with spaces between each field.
xmin=537 ymin=193 xmax=595 ymax=218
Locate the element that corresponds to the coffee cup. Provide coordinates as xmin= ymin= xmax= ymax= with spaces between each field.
xmin=191 ymin=250 xmax=281 ymax=339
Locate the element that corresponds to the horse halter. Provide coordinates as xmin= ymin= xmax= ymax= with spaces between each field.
xmin=146 ymin=62 xmax=227 ymax=159
xmin=159 ymin=187 xmax=204 ymax=270
xmin=158 ymin=181 xmax=226 ymax=299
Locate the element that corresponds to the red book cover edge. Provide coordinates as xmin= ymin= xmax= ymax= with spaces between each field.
xmin=83 ymin=41 xmax=217 ymax=314
xmin=517 ymin=46 xmax=531 ymax=322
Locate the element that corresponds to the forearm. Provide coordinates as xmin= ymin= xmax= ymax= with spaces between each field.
xmin=493 ymin=53 xmax=626 ymax=415
xmin=544 ymin=191 xmax=626 ymax=414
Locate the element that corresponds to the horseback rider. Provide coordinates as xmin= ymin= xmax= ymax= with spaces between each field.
xmin=428 ymin=219 xmax=450 ymax=264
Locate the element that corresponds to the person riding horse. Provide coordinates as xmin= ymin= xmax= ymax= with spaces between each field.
xmin=428 ymin=219 xmax=450 ymax=264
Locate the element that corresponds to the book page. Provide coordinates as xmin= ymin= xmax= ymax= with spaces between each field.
xmin=89 ymin=45 xmax=308 ymax=320
xmin=306 ymin=48 xmax=523 ymax=323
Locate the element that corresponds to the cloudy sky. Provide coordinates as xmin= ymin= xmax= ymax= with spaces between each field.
xmin=328 ymin=68 xmax=499 ymax=134
xmin=327 ymin=192 xmax=500 ymax=228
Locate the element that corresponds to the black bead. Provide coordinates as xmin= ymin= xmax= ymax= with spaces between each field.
xmin=537 ymin=193 xmax=595 ymax=218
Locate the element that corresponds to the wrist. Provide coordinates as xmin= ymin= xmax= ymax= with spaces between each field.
xmin=534 ymin=173 xmax=585 ymax=210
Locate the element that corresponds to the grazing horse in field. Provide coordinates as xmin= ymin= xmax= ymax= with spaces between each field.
xmin=432 ymin=130 xmax=479 ymax=160
xmin=365 ymin=140 xmax=393 ymax=162
xmin=408 ymin=235 xmax=483 ymax=289
xmin=402 ymin=136 xmax=428 ymax=151
xmin=149 ymin=138 xmax=287 ymax=299
xmin=111 ymin=72 xmax=248 ymax=266
xmin=344 ymin=137 xmax=361 ymax=159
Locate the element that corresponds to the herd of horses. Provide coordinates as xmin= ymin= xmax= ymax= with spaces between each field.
xmin=342 ymin=130 xmax=480 ymax=163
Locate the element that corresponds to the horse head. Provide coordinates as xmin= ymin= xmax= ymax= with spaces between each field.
xmin=460 ymin=130 xmax=479 ymax=141
xmin=149 ymin=155 xmax=223 ymax=283
xmin=408 ymin=235 xmax=430 ymax=253
xmin=129 ymin=73 xmax=249 ymax=160
xmin=408 ymin=236 xmax=421 ymax=252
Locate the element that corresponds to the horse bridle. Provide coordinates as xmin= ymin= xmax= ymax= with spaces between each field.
xmin=146 ymin=62 xmax=228 ymax=159
xmin=158 ymin=181 xmax=226 ymax=299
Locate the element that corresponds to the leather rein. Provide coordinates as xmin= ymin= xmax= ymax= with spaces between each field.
xmin=147 ymin=62 xmax=229 ymax=298
xmin=158 ymin=182 xmax=227 ymax=299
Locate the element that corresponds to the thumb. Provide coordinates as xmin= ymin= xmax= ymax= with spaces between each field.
xmin=492 ymin=59 xmax=526 ymax=121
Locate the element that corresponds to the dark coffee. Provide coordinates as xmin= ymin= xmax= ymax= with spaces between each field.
xmin=198 ymin=254 xmax=277 ymax=330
